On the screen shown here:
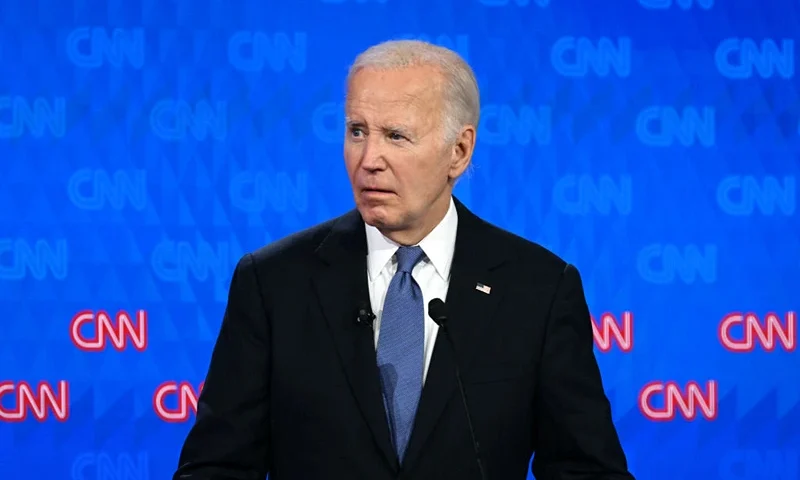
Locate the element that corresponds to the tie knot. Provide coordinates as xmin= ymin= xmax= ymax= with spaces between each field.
xmin=395 ymin=246 xmax=425 ymax=273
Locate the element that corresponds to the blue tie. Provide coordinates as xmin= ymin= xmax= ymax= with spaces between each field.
xmin=376 ymin=245 xmax=426 ymax=463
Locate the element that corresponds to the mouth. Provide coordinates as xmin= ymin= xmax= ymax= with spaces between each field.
xmin=361 ymin=188 xmax=395 ymax=195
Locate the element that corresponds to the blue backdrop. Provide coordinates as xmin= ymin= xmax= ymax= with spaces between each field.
xmin=1 ymin=0 xmax=798 ymax=478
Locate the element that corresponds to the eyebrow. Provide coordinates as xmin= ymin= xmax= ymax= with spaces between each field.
xmin=345 ymin=119 xmax=414 ymax=136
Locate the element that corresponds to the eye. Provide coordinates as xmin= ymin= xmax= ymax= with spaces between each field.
xmin=349 ymin=126 xmax=364 ymax=137
xmin=388 ymin=131 xmax=406 ymax=141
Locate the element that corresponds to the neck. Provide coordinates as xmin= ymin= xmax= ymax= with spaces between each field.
xmin=381 ymin=194 xmax=451 ymax=246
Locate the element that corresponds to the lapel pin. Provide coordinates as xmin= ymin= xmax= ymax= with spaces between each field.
xmin=475 ymin=283 xmax=491 ymax=295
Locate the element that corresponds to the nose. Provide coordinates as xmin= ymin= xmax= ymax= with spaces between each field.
xmin=359 ymin=137 xmax=387 ymax=172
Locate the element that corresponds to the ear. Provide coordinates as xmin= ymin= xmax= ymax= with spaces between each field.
xmin=447 ymin=125 xmax=476 ymax=181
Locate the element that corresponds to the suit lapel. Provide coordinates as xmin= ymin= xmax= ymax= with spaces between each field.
xmin=311 ymin=210 xmax=399 ymax=471
xmin=402 ymin=198 xmax=510 ymax=471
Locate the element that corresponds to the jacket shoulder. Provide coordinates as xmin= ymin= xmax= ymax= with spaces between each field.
xmin=481 ymin=219 xmax=570 ymax=276
xmin=245 ymin=212 xmax=351 ymax=269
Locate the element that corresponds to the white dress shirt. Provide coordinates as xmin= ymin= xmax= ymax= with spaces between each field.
xmin=365 ymin=197 xmax=458 ymax=384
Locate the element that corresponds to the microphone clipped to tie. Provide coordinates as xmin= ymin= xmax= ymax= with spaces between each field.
xmin=428 ymin=298 xmax=488 ymax=480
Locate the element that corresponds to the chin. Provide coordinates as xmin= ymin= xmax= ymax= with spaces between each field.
xmin=358 ymin=204 xmax=399 ymax=230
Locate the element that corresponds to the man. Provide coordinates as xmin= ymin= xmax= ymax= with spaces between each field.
xmin=174 ymin=40 xmax=634 ymax=480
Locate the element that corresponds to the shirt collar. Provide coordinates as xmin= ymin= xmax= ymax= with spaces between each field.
xmin=365 ymin=197 xmax=458 ymax=282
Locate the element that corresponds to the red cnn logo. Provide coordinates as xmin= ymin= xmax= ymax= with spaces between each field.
xmin=0 ymin=381 xmax=69 ymax=422
xmin=591 ymin=312 xmax=633 ymax=352
xmin=153 ymin=381 xmax=204 ymax=422
xmin=719 ymin=312 xmax=796 ymax=352
xmin=70 ymin=310 xmax=148 ymax=352
xmin=639 ymin=380 xmax=717 ymax=421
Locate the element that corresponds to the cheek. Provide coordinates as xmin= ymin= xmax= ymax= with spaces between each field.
xmin=399 ymin=166 xmax=443 ymax=201
xmin=343 ymin=147 xmax=359 ymax=176
xmin=419 ymin=158 xmax=450 ymax=187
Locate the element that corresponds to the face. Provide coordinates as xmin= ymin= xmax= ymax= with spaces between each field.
xmin=344 ymin=65 xmax=474 ymax=242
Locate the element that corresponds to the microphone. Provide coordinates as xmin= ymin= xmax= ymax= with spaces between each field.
xmin=356 ymin=301 xmax=376 ymax=329
xmin=428 ymin=298 xmax=487 ymax=480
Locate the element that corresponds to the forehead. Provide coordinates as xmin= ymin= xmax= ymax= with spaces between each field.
xmin=345 ymin=66 xmax=444 ymax=122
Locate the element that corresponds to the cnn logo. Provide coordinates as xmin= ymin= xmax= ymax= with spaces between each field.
xmin=70 ymin=310 xmax=147 ymax=352
xmin=0 ymin=381 xmax=69 ymax=422
xmin=719 ymin=312 xmax=796 ymax=352
xmin=591 ymin=312 xmax=633 ymax=352
xmin=639 ymin=380 xmax=718 ymax=421
xmin=153 ymin=381 xmax=204 ymax=422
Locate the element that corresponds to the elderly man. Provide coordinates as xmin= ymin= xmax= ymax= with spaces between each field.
xmin=174 ymin=40 xmax=634 ymax=480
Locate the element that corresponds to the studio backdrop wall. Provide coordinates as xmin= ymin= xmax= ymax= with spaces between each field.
xmin=0 ymin=0 xmax=798 ymax=478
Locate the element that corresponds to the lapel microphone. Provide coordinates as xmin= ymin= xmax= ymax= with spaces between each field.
xmin=356 ymin=301 xmax=376 ymax=329
xmin=428 ymin=298 xmax=488 ymax=480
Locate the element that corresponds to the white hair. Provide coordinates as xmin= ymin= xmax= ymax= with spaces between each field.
xmin=346 ymin=39 xmax=481 ymax=143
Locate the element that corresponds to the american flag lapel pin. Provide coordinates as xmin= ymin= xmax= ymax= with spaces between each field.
xmin=475 ymin=283 xmax=491 ymax=294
